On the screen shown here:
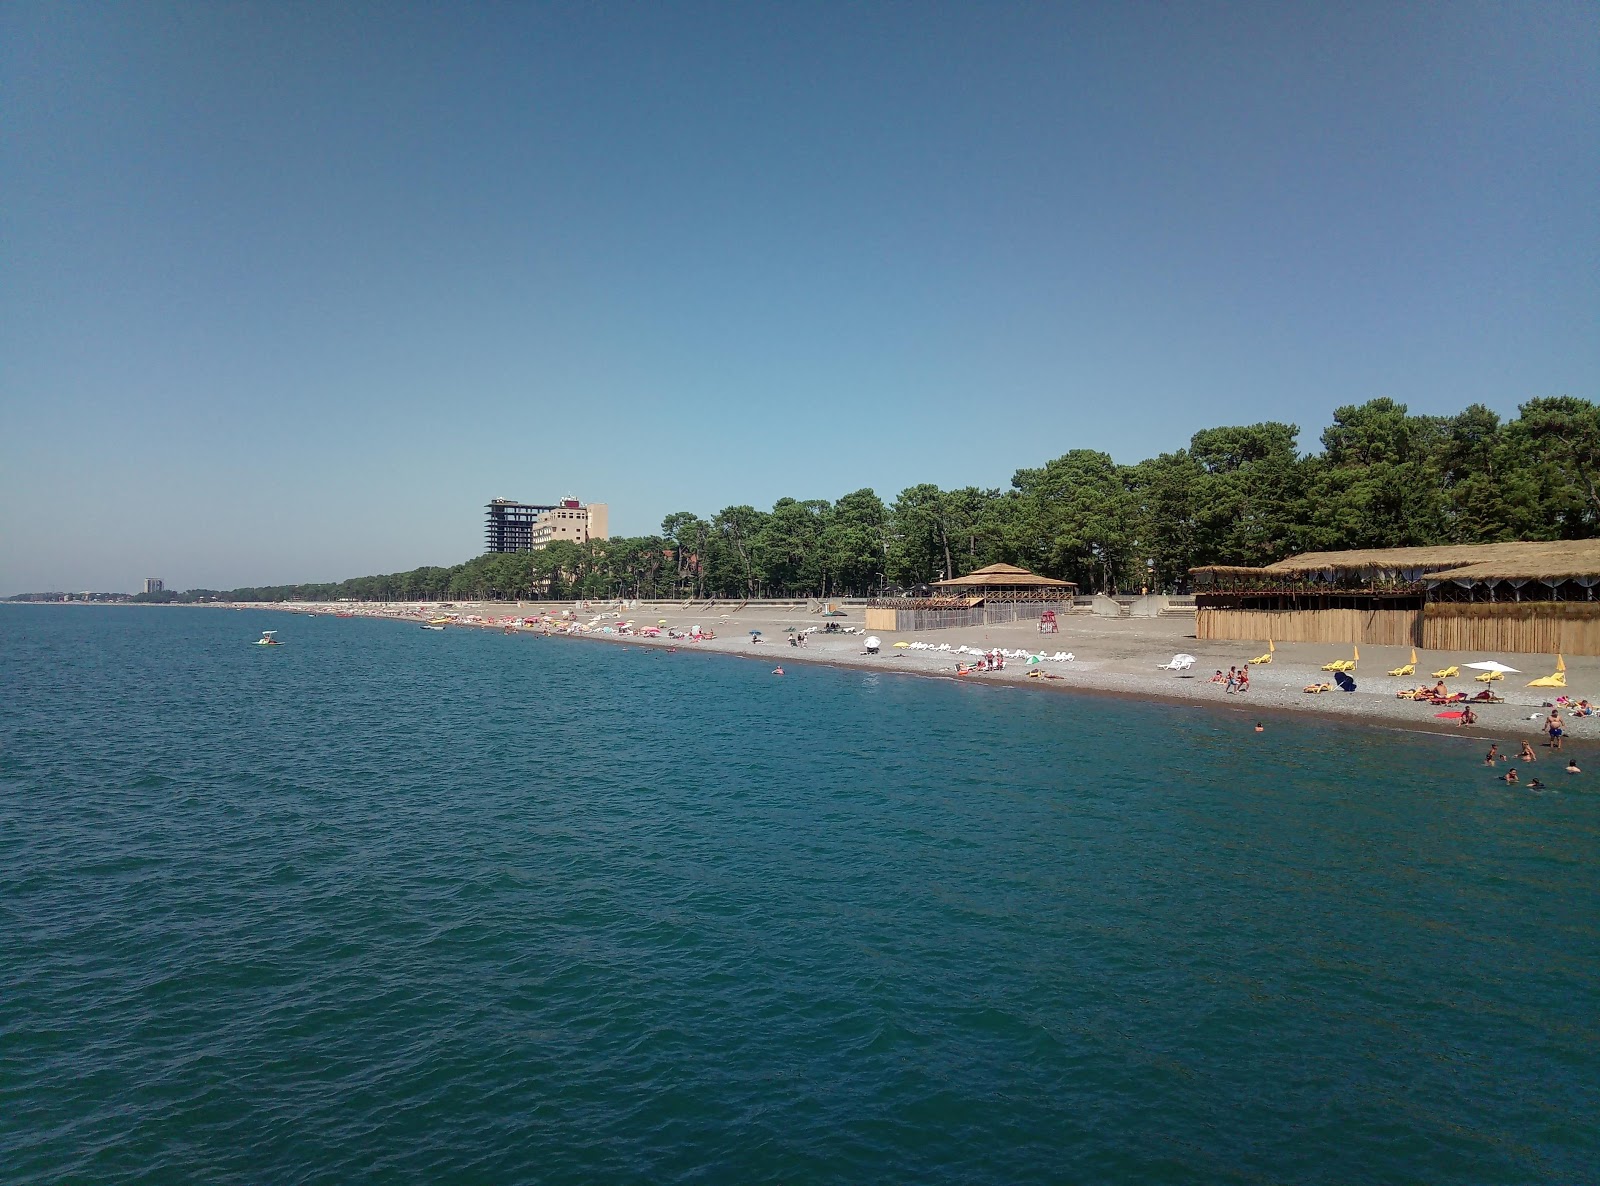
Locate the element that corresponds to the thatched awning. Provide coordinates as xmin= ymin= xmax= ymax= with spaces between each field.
xmin=933 ymin=563 xmax=1077 ymax=590
xmin=1263 ymin=540 xmax=1600 ymax=578
xmin=1190 ymin=565 xmax=1274 ymax=579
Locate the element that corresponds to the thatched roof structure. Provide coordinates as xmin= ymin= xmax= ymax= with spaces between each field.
xmin=933 ymin=563 xmax=1078 ymax=590
xmin=1191 ymin=540 xmax=1600 ymax=584
xmin=1265 ymin=540 xmax=1600 ymax=579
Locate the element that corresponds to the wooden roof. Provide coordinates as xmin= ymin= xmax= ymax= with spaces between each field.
xmin=932 ymin=563 xmax=1078 ymax=589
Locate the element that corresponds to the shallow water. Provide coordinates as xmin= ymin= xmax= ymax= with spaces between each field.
xmin=2 ymin=606 xmax=1596 ymax=1184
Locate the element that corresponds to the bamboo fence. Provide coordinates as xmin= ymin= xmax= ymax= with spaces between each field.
xmin=1421 ymin=602 xmax=1600 ymax=656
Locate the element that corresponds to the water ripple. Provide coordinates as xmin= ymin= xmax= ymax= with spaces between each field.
xmin=1 ymin=606 xmax=1596 ymax=1184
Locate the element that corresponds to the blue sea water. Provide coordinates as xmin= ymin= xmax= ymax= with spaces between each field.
xmin=1 ymin=606 xmax=1596 ymax=1185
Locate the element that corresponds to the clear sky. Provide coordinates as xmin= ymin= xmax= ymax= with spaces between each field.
xmin=3 ymin=2 xmax=1595 ymax=594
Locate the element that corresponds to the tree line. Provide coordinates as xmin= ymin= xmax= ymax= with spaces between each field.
xmin=124 ymin=396 xmax=1597 ymax=603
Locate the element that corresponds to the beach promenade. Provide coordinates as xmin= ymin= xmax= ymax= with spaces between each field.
xmin=238 ymin=600 xmax=1596 ymax=744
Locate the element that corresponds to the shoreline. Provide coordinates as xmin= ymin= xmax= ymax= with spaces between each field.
xmin=203 ymin=599 xmax=1595 ymax=749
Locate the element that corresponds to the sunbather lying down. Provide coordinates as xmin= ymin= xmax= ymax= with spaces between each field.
xmin=1304 ymin=682 xmax=1332 ymax=694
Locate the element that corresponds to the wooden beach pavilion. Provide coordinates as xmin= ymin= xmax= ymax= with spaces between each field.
xmin=1191 ymin=540 xmax=1600 ymax=655
xmin=865 ymin=564 xmax=1078 ymax=633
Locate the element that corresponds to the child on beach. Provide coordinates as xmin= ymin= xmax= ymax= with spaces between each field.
xmin=1237 ymin=667 xmax=1250 ymax=693
xmin=1485 ymin=744 xmax=1501 ymax=765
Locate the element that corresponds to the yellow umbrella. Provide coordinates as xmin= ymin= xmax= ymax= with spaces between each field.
xmin=893 ymin=642 xmax=912 ymax=648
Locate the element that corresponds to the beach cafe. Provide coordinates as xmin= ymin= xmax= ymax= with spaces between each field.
xmin=865 ymin=563 xmax=1078 ymax=633
xmin=1190 ymin=540 xmax=1600 ymax=655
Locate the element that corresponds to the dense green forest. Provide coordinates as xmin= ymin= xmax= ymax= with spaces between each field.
xmin=133 ymin=397 xmax=1600 ymax=603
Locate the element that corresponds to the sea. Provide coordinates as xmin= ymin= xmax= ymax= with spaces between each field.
xmin=2 ymin=605 xmax=1596 ymax=1185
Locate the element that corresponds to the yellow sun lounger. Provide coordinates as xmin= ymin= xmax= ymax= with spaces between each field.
xmin=1321 ymin=659 xmax=1355 ymax=672
xmin=1431 ymin=666 xmax=1459 ymax=679
xmin=1474 ymin=670 xmax=1503 ymax=683
xmin=1249 ymin=652 xmax=1273 ymax=665
xmin=1527 ymin=655 xmax=1567 ymax=689
xmin=1387 ymin=663 xmax=1415 ymax=677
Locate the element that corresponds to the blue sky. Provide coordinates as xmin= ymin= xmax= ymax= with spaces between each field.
xmin=2 ymin=2 xmax=1595 ymax=593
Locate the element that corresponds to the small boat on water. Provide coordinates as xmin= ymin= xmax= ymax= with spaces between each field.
xmin=255 ymin=630 xmax=282 ymax=647
xmin=420 ymin=624 xmax=445 ymax=631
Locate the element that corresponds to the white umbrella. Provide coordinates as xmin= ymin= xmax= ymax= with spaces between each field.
xmin=1174 ymin=653 xmax=1197 ymax=664
xmin=865 ymin=636 xmax=881 ymax=649
xmin=1465 ymin=661 xmax=1520 ymax=673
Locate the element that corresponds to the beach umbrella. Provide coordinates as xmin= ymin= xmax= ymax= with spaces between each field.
xmin=1334 ymin=670 xmax=1357 ymax=692
xmin=1465 ymin=661 xmax=1519 ymax=674
xmin=658 ymin=619 xmax=667 ymax=625
xmin=865 ymin=636 xmax=881 ymax=649
xmin=749 ymin=629 xmax=762 ymax=636
xmin=893 ymin=641 xmax=911 ymax=648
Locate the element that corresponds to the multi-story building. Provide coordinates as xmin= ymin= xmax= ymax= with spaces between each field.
xmin=485 ymin=498 xmax=609 ymax=553
xmin=485 ymin=499 xmax=557 ymax=553
xmin=143 ymin=578 xmax=164 ymax=594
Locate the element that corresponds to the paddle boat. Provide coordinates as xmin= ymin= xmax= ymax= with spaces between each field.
xmin=255 ymin=630 xmax=282 ymax=647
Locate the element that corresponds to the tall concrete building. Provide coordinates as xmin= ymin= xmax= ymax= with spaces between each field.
xmin=143 ymin=578 xmax=164 ymax=594
xmin=485 ymin=498 xmax=608 ymax=553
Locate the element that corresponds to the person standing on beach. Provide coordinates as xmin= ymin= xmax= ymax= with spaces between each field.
xmin=1225 ymin=666 xmax=1238 ymax=693
xmin=1237 ymin=666 xmax=1250 ymax=693
xmin=1546 ymin=709 xmax=1564 ymax=751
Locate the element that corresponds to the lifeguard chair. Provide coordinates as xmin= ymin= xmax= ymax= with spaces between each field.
xmin=1038 ymin=610 xmax=1058 ymax=634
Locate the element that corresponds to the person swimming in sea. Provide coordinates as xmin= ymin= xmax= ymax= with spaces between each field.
xmin=1518 ymin=740 xmax=1537 ymax=763
xmin=1254 ymin=722 xmax=1264 ymax=733
xmin=1567 ymin=758 xmax=1582 ymax=774
xmin=1501 ymin=768 xmax=1519 ymax=785
xmin=1528 ymin=778 xmax=1547 ymax=790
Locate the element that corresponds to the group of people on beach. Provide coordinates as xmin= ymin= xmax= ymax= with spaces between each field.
xmin=1211 ymin=665 xmax=1250 ymax=693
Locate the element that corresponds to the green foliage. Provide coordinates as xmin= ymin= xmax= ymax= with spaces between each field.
xmin=106 ymin=396 xmax=1594 ymax=603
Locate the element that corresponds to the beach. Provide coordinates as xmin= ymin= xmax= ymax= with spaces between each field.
xmin=232 ymin=599 xmax=1595 ymax=745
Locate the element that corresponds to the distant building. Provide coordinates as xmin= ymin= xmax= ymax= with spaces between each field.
xmin=485 ymin=498 xmax=609 ymax=553
xmin=143 ymin=578 xmax=164 ymax=594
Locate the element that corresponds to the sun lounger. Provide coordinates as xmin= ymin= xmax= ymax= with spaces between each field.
xmin=1387 ymin=663 xmax=1415 ymax=677
xmin=1431 ymin=666 xmax=1459 ymax=679
xmin=1303 ymin=683 xmax=1332 ymax=694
